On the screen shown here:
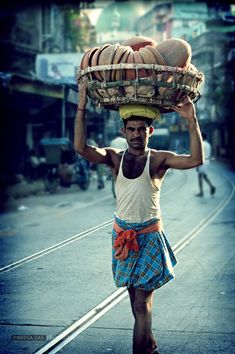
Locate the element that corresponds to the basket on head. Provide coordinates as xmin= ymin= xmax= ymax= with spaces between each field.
xmin=77 ymin=63 xmax=204 ymax=113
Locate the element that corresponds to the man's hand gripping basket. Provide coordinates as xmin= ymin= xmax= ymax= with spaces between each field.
xmin=77 ymin=63 xmax=204 ymax=112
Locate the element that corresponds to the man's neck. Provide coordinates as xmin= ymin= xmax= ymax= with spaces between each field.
xmin=127 ymin=148 xmax=148 ymax=157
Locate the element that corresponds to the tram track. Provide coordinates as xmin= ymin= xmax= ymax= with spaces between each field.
xmin=33 ymin=176 xmax=234 ymax=354
xmin=0 ymin=220 xmax=113 ymax=274
xmin=0 ymin=170 xmax=187 ymax=275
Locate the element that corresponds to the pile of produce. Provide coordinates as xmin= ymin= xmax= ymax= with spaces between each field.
xmin=77 ymin=36 xmax=204 ymax=111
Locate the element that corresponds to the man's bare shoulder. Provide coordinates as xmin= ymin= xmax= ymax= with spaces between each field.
xmin=150 ymin=148 xmax=176 ymax=161
xmin=105 ymin=147 xmax=124 ymax=163
xmin=106 ymin=147 xmax=125 ymax=156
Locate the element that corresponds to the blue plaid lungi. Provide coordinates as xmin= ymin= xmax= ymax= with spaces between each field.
xmin=112 ymin=215 xmax=177 ymax=291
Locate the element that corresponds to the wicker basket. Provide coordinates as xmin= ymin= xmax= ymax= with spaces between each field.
xmin=77 ymin=63 xmax=204 ymax=112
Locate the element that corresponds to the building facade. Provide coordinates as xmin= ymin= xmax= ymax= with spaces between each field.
xmin=0 ymin=1 xmax=107 ymax=181
xmin=137 ymin=0 xmax=235 ymax=164
xmin=1 ymin=0 xmax=234 ymax=183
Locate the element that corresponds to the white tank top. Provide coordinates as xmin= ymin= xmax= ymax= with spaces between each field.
xmin=115 ymin=149 xmax=161 ymax=223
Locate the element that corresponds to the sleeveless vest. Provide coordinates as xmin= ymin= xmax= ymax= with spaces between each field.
xmin=115 ymin=149 xmax=162 ymax=223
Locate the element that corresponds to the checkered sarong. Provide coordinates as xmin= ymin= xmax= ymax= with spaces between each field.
xmin=112 ymin=215 xmax=177 ymax=291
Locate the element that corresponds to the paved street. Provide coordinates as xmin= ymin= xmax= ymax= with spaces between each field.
xmin=0 ymin=160 xmax=234 ymax=354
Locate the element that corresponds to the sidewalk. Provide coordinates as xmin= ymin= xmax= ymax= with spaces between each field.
xmin=0 ymin=179 xmax=45 ymax=212
xmin=0 ymin=172 xmax=110 ymax=213
xmin=0 ymin=178 xmax=82 ymax=213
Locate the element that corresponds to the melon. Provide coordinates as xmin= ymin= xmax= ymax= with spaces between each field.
xmin=98 ymin=43 xmax=119 ymax=80
xmin=139 ymin=47 xmax=157 ymax=64
xmin=111 ymin=45 xmax=129 ymax=81
xmin=125 ymin=51 xmax=135 ymax=80
xmin=80 ymin=49 xmax=92 ymax=70
xmin=115 ymin=46 xmax=132 ymax=81
xmin=88 ymin=46 xmax=100 ymax=67
xmin=139 ymin=47 xmax=157 ymax=76
xmin=91 ymin=44 xmax=111 ymax=81
xmin=121 ymin=36 xmax=157 ymax=51
xmin=133 ymin=50 xmax=147 ymax=78
xmin=156 ymin=38 xmax=192 ymax=68
xmin=144 ymin=46 xmax=166 ymax=66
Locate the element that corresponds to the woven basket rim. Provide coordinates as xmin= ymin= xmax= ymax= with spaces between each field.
xmin=77 ymin=63 xmax=204 ymax=82
xmin=77 ymin=63 xmax=204 ymax=112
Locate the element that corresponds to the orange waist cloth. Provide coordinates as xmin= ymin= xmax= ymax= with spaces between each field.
xmin=113 ymin=220 xmax=162 ymax=261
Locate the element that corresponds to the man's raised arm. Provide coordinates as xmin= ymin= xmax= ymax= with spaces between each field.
xmin=74 ymin=81 xmax=112 ymax=165
xmin=74 ymin=81 xmax=88 ymax=154
xmin=162 ymin=97 xmax=204 ymax=170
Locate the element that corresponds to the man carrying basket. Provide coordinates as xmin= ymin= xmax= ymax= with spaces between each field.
xmin=74 ymin=80 xmax=204 ymax=354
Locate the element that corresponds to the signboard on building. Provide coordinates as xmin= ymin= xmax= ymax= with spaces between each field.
xmin=35 ymin=53 xmax=84 ymax=84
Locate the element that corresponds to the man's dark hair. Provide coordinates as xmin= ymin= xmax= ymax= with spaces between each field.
xmin=122 ymin=116 xmax=153 ymax=128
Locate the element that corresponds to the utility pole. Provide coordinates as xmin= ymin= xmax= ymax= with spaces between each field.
xmin=61 ymin=85 xmax=68 ymax=137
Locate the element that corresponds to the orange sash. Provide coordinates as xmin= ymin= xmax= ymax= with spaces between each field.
xmin=113 ymin=220 xmax=162 ymax=261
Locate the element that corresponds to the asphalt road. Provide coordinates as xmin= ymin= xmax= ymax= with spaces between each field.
xmin=0 ymin=160 xmax=234 ymax=354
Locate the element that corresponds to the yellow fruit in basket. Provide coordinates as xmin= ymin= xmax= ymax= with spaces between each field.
xmin=156 ymin=38 xmax=192 ymax=68
xmin=121 ymin=36 xmax=157 ymax=51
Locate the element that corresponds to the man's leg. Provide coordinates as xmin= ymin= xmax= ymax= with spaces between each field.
xmin=203 ymin=173 xmax=216 ymax=195
xmin=97 ymin=164 xmax=105 ymax=189
xmin=128 ymin=288 xmax=157 ymax=354
xmin=128 ymin=287 xmax=136 ymax=318
xmin=196 ymin=173 xmax=203 ymax=196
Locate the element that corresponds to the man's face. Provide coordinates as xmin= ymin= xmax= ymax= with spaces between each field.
xmin=122 ymin=119 xmax=153 ymax=150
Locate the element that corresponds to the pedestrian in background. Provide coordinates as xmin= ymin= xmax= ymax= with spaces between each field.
xmin=110 ymin=131 xmax=128 ymax=150
xmin=74 ymin=81 xmax=204 ymax=354
xmin=27 ymin=148 xmax=46 ymax=181
xmin=195 ymin=132 xmax=216 ymax=197
xmin=96 ymin=134 xmax=106 ymax=189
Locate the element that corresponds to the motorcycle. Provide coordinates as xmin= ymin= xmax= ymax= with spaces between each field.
xmin=40 ymin=137 xmax=70 ymax=193
xmin=40 ymin=138 xmax=91 ymax=192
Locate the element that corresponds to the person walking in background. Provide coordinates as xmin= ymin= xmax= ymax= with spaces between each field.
xmin=74 ymin=81 xmax=204 ymax=354
xmin=110 ymin=131 xmax=128 ymax=150
xmin=27 ymin=148 xmax=46 ymax=181
xmin=87 ymin=135 xmax=106 ymax=189
xmin=96 ymin=134 xmax=106 ymax=189
xmin=195 ymin=132 xmax=216 ymax=197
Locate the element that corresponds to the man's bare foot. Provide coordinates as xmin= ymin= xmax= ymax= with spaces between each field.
xmin=145 ymin=336 xmax=158 ymax=353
